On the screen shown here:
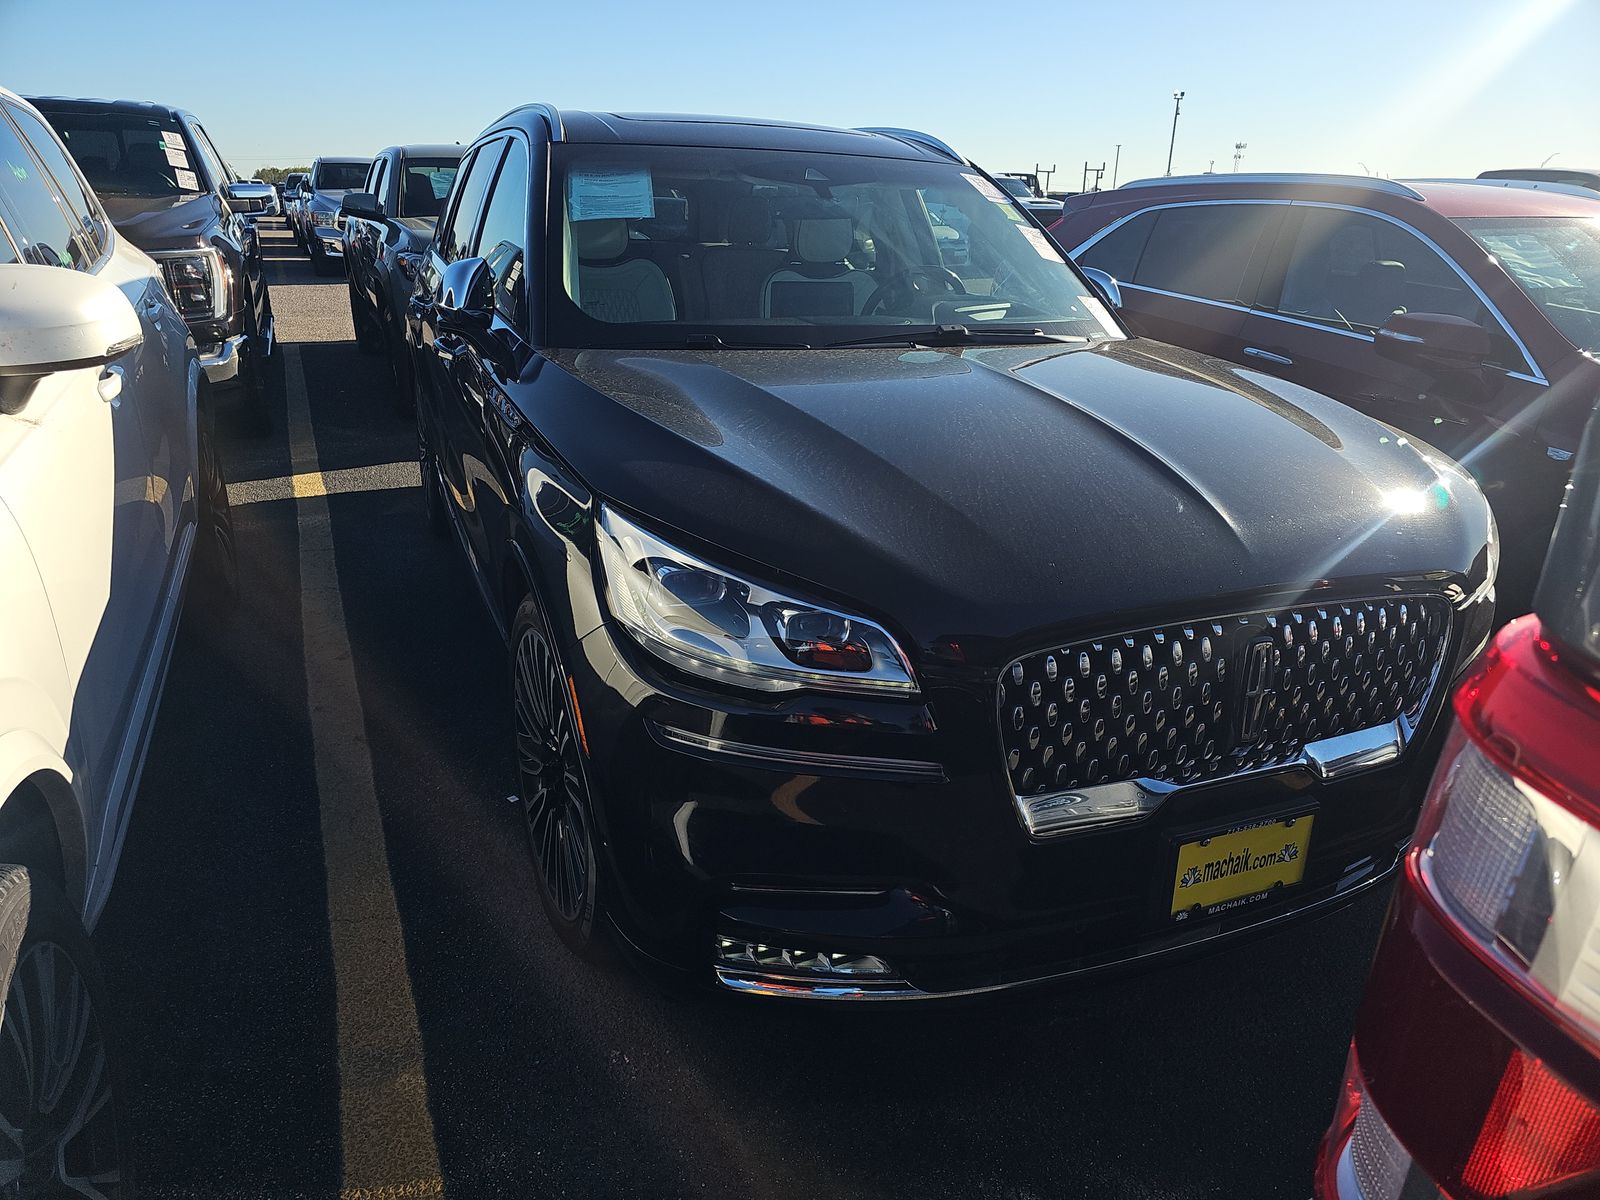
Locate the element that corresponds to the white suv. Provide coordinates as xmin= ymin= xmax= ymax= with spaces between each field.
xmin=0 ymin=87 xmax=234 ymax=1192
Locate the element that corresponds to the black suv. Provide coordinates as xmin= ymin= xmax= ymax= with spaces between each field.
xmin=31 ymin=96 xmax=278 ymax=430
xmin=409 ymin=106 xmax=1497 ymax=1000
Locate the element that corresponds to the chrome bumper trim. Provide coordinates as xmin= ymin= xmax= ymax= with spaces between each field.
xmin=649 ymin=722 xmax=946 ymax=782
xmin=715 ymin=851 xmax=1400 ymax=1001
xmin=198 ymin=333 xmax=245 ymax=384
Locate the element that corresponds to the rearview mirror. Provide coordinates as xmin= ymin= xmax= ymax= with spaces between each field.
xmin=1080 ymin=266 xmax=1122 ymax=310
xmin=437 ymin=256 xmax=492 ymax=329
xmin=1375 ymin=312 xmax=1492 ymax=372
xmin=0 ymin=265 xmax=141 ymax=412
xmin=341 ymin=191 xmax=382 ymax=220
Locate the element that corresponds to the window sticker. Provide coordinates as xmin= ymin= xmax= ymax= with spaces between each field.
xmin=1080 ymin=295 xmax=1119 ymax=333
xmin=1018 ymin=225 xmax=1058 ymax=260
xmin=568 ymin=166 xmax=656 ymax=222
xmin=162 ymin=143 xmax=189 ymax=169
xmin=961 ymin=172 xmax=1009 ymax=204
xmin=174 ymin=168 xmax=199 ymax=191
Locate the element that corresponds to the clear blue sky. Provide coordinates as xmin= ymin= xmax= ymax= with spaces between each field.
xmin=4 ymin=0 xmax=1596 ymax=186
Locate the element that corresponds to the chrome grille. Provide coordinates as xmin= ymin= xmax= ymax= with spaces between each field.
xmin=998 ymin=597 xmax=1450 ymax=798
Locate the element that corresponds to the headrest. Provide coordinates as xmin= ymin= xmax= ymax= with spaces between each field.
xmin=727 ymin=196 xmax=774 ymax=246
xmin=793 ymin=217 xmax=853 ymax=264
xmin=573 ymin=219 xmax=629 ymax=260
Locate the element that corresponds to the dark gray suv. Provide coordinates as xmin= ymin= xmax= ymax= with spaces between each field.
xmin=295 ymin=155 xmax=371 ymax=275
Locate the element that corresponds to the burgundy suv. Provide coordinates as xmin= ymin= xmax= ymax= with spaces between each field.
xmin=1054 ymin=175 xmax=1600 ymax=618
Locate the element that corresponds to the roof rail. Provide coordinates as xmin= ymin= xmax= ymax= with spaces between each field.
xmin=1120 ymin=173 xmax=1427 ymax=202
xmin=854 ymin=127 xmax=965 ymax=164
xmin=493 ymin=102 xmax=564 ymax=142
xmin=1407 ymin=176 xmax=1600 ymax=200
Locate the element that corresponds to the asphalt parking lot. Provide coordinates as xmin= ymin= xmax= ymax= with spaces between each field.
xmin=92 ymin=220 xmax=1391 ymax=1200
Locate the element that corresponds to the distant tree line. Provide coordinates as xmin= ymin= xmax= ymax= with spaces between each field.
xmin=254 ymin=166 xmax=311 ymax=185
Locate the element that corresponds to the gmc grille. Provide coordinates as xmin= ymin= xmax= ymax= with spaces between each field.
xmin=997 ymin=597 xmax=1451 ymax=798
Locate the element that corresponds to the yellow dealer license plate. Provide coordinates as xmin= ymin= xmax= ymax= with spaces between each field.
xmin=1170 ymin=813 xmax=1314 ymax=919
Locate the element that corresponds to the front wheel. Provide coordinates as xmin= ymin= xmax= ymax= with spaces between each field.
xmin=349 ymin=282 xmax=381 ymax=353
xmin=415 ymin=381 xmax=448 ymax=540
xmin=193 ymin=390 xmax=238 ymax=605
xmin=0 ymin=873 xmax=134 ymax=1198
xmin=511 ymin=599 xmax=606 ymax=958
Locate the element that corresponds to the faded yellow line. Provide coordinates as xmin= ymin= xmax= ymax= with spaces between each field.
xmin=285 ymin=344 xmax=444 ymax=1195
xmin=228 ymin=461 xmax=420 ymax=506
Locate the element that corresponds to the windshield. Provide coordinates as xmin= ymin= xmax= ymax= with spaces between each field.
xmin=397 ymin=158 xmax=459 ymax=218
xmin=997 ymin=177 xmax=1033 ymax=197
xmin=314 ymin=162 xmax=370 ymax=191
xmin=549 ymin=145 xmax=1119 ymax=348
xmin=1456 ymin=216 xmax=1600 ymax=351
xmin=41 ymin=109 xmax=205 ymax=197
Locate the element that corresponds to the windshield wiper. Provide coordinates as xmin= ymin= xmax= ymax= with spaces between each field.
xmin=825 ymin=325 xmax=1089 ymax=349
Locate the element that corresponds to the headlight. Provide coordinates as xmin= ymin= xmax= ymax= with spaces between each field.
xmin=156 ymin=251 xmax=224 ymax=320
xmin=312 ymin=207 xmax=341 ymax=229
xmin=596 ymin=505 xmax=917 ymax=695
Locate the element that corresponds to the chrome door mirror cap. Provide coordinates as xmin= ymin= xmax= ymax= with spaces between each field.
xmin=1081 ymin=266 xmax=1122 ymax=310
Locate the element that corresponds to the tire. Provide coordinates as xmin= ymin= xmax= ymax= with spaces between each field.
xmin=384 ymin=318 xmax=413 ymax=416
xmin=416 ymin=383 xmax=449 ymax=540
xmin=511 ymin=598 xmax=608 ymax=959
xmin=0 ymin=873 xmax=135 ymax=1197
xmin=237 ymin=293 xmax=275 ymax=438
xmin=349 ymin=283 xmax=381 ymax=353
xmin=193 ymin=392 xmax=239 ymax=606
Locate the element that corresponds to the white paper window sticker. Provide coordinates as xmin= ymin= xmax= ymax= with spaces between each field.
xmin=568 ymin=166 xmax=656 ymax=222
xmin=961 ymin=172 xmax=1009 ymax=204
xmin=174 ymin=168 xmax=199 ymax=192
xmin=1080 ymin=295 xmax=1121 ymax=335
xmin=163 ymin=144 xmax=189 ymax=169
xmin=1018 ymin=225 xmax=1058 ymax=260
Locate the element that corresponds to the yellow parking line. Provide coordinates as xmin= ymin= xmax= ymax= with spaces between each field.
xmin=284 ymin=345 xmax=444 ymax=1197
xmin=228 ymin=461 xmax=420 ymax=506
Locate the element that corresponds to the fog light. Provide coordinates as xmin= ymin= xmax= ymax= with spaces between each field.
xmin=715 ymin=936 xmax=892 ymax=977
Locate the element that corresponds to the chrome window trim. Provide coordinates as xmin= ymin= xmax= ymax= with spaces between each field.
xmin=1071 ymin=198 xmax=1548 ymax=384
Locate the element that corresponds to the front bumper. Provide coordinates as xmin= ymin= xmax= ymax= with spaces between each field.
xmin=198 ymin=333 xmax=245 ymax=384
xmin=570 ymin=604 xmax=1461 ymax=1002
xmin=312 ymin=221 xmax=344 ymax=255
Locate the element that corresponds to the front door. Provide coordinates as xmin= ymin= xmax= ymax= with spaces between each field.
xmin=1238 ymin=204 xmax=1560 ymax=614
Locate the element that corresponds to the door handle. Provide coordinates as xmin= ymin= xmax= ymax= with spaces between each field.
xmin=1243 ymin=346 xmax=1294 ymax=367
xmin=434 ymin=333 xmax=467 ymax=364
xmin=98 ymin=364 xmax=125 ymax=408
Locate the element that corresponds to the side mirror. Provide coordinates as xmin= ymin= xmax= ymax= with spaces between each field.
xmin=437 ymin=256 xmax=492 ymax=329
xmin=224 ymin=180 xmax=275 ymax=213
xmin=1376 ymin=312 xmax=1492 ymax=371
xmin=341 ymin=191 xmax=382 ymax=220
xmin=0 ymin=265 xmax=141 ymax=412
xmin=1080 ymin=266 xmax=1122 ymax=310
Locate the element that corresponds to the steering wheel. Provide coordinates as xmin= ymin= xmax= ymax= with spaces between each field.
xmin=862 ymin=267 xmax=968 ymax=316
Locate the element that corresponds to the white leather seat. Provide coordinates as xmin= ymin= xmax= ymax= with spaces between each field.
xmin=572 ymin=219 xmax=677 ymax=323
xmin=761 ymin=214 xmax=876 ymax=318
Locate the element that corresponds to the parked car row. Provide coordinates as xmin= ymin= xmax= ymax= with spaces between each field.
xmin=0 ymin=85 xmax=238 ymax=1191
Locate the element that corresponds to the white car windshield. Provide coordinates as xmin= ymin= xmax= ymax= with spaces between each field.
xmin=548 ymin=144 xmax=1118 ymax=348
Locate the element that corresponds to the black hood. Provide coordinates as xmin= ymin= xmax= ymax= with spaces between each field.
xmin=542 ymin=339 xmax=1493 ymax=657
xmin=100 ymin=192 xmax=219 ymax=252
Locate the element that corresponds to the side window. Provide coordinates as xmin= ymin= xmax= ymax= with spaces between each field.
xmin=0 ymin=110 xmax=93 ymax=270
xmin=1076 ymin=209 xmax=1157 ymax=283
xmin=3 ymin=102 xmax=104 ymax=266
xmin=372 ymin=158 xmax=390 ymax=210
xmin=186 ymin=122 xmax=228 ymax=191
xmin=1133 ymin=205 xmax=1269 ymax=304
xmin=435 ymin=140 xmax=503 ymax=264
xmin=471 ymin=141 xmax=529 ymax=326
xmin=1277 ymin=208 xmax=1508 ymax=354
xmin=0 ymin=218 xmax=18 ymax=264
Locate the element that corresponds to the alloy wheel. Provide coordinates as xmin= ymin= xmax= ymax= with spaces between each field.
xmin=513 ymin=624 xmax=594 ymax=925
xmin=0 ymin=942 xmax=122 ymax=1198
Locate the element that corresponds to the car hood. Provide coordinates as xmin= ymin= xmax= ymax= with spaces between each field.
xmin=99 ymin=192 xmax=219 ymax=252
xmin=544 ymin=338 xmax=1492 ymax=657
xmin=310 ymin=189 xmax=354 ymax=207
xmin=394 ymin=215 xmax=436 ymax=245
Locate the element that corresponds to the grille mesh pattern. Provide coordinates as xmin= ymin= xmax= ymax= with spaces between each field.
xmin=998 ymin=597 xmax=1449 ymax=797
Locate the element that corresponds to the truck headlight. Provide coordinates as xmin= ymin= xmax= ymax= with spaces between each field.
xmin=156 ymin=250 xmax=224 ymax=320
xmin=597 ymin=505 xmax=917 ymax=695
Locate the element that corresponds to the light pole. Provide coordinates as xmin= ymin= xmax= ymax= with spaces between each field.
xmin=1111 ymin=143 xmax=1121 ymax=188
xmin=1165 ymin=91 xmax=1185 ymax=176
xmin=1233 ymin=142 xmax=1247 ymax=172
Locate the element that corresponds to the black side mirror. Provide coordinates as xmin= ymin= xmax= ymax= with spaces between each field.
xmin=341 ymin=191 xmax=382 ymax=220
xmin=437 ymin=256 xmax=492 ymax=329
xmin=1375 ymin=312 xmax=1492 ymax=372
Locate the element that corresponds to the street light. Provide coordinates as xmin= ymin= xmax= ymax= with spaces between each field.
xmin=1165 ymin=91 xmax=1185 ymax=176
xmin=1233 ymin=142 xmax=1247 ymax=172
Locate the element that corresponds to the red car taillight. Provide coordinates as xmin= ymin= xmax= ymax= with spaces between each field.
xmin=1461 ymin=1050 xmax=1600 ymax=1197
